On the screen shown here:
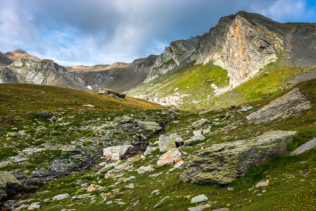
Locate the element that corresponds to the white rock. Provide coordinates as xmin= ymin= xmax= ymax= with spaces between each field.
xmin=103 ymin=145 xmax=132 ymax=161
xmin=144 ymin=146 xmax=156 ymax=155
xmin=82 ymin=104 xmax=95 ymax=108
xmin=191 ymin=194 xmax=208 ymax=204
xmin=192 ymin=134 xmax=205 ymax=141
xmin=174 ymin=160 xmax=184 ymax=168
xmin=52 ymin=193 xmax=70 ymax=200
xmin=290 ymin=138 xmax=316 ymax=155
xmin=188 ymin=203 xmax=211 ymax=211
xmin=137 ymin=165 xmax=154 ymax=174
xmin=157 ymin=148 xmax=182 ymax=166
xmin=255 ymin=179 xmax=269 ymax=188
xmin=28 ymin=203 xmax=40 ymax=210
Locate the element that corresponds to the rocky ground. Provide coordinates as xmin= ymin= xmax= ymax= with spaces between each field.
xmin=0 ymin=79 xmax=315 ymax=210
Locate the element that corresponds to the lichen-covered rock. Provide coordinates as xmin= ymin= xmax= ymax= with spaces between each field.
xmin=247 ymin=88 xmax=311 ymax=123
xmin=137 ymin=121 xmax=162 ymax=131
xmin=158 ymin=133 xmax=182 ymax=152
xmin=0 ymin=171 xmax=23 ymax=201
xmin=98 ymin=88 xmax=126 ymax=99
xmin=180 ymin=130 xmax=297 ymax=184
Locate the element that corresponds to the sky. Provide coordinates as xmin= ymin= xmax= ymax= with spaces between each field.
xmin=0 ymin=0 xmax=315 ymax=66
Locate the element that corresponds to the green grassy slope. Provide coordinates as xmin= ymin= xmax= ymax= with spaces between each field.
xmin=25 ymin=79 xmax=316 ymax=211
xmin=128 ymin=60 xmax=316 ymax=111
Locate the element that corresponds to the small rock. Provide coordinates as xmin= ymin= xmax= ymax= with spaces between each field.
xmin=103 ymin=145 xmax=132 ymax=161
xmin=192 ymin=119 xmax=209 ymax=128
xmin=137 ymin=121 xmax=161 ymax=131
xmin=184 ymin=139 xmax=198 ymax=146
xmin=85 ymin=184 xmax=98 ymax=192
xmin=36 ymin=111 xmax=53 ymax=118
xmin=127 ymin=154 xmax=142 ymax=162
xmin=106 ymin=200 xmax=113 ymax=205
xmin=290 ymin=138 xmax=316 ymax=155
xmin=157 ymin=148 xmax=182 ymax=166
xmin=137 ymin=165 xmax=154 ymax=174
xmin=255 ymin=180 xmax=269 ymax=188
xmin=82 ymin=104 xmax=95 ymax=108
xmin=124 ymin=183 xmax=135 ymax=190
xmin=158 ymin=133 xmax=183 ymax=152
xmin=191 ymin=194 xmax=208 ymax=204
xmin=144 ymin=146 xmax=156 ymax=155
xmin=227 ymin=186 xmax=234 ymax=191
xmin=192 ymin=134 xmax=205 ymax=141
xmin=28 ymin=203 xmax=40 ymax=210
xmin=52 ymin=193 xmax=70 ymax=201
xmin=188 ymin=203 xmax=211 ymax=211
xmin=238 ymin=104 xmax=253 ymax=112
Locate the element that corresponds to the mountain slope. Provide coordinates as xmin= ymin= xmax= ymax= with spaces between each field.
xmin=129 ymin=11 xmax=316 ymax=109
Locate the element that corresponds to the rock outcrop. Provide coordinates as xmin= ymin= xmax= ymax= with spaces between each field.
xmin=247 ymin=88 xmax=312 ymax=123
xmin=0 ymin=171 xmax=23 ymax=201
xmin=180 ymin=130 xmax=297 ymax=184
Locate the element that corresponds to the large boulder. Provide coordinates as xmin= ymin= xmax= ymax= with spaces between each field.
xmin=157 ymin=148 xmax=182 ymax=166
xmin=247 ymin=88 xmax=311 ymax=123
xmin=158 ymin=133 xmax=183 ymax=152
xmin=0 ymin=171 xmax=23 ymax=201
xmin=137 ymin=121 xmax=162 ymax=131
xmin=290 ymin=138 xmax=316 ymax=156
xmin=180 ymin=131 xmax=297 ymax=184
xmin=103 ymin=145 xmax=132 ymax=162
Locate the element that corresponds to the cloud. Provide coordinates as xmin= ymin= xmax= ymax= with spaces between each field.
xmin=0 ymin=0 xmax=314 ymax=65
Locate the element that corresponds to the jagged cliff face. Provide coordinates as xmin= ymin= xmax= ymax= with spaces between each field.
xmin=143 ymin=12 xmax=316 ymax=89
xmin=144 ymin=38 xmax=200 ymax=82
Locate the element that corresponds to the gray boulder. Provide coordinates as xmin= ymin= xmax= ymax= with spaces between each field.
xmin=247 ymin=88 xmax=311 ymax=123
xmin=290 ymin=138 xmax=316 ymax=156
xmin=158 ymin=133 xmax=183 ymax=152
xmin=180 ymin=131 xmax=297 ymax=184
xmin=0 ymin=171 xmax=23 ymax=201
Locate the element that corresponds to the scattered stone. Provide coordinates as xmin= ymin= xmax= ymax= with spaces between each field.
xmin=82 ymin=104 xmax=95 ymax=108
xmin=199 ymin=109 xmax=214 ymax=116
xmin=192 ymin=134 xmax=205 ymax=141
xmin=137 ymin=165 xmax=154 ymax=174
xmin=98 ymin=88 xmax=126 ymax=99
xmin=28 ymin=203 xmax=40 ymax=210
xmin=124 ymin=183 xmax=135 ymax=190
xmin=180 ymin=131 xmax=298 ymax=184
xmin=227 ymin=186 xmax=234 ymax=191
xmin=144 ymin=146 xmax=156 ymax=155
xmin=106 ymin=200 xmax=113 ymax=205
xmin=36 ymin=111 xmax=53 ymax=118
xmin=192 ymin=119 xmax=209 ymax=128
xmin=184 ymin=139 xmax=199 ymax=146
xmin=127 ymin=154 xmax=142 ymax=162
xmin=114 ymin=115 xmax=133 ymax=123
xmin=191 ymin=194 xmax=208 ymax=204
xmin=255 ymin=180 xmax=269 ymax=188
xmin=149 ymin=172 xmax=163 ymax=177
xmin=103 ymin=145 xmax=132 ymax=161
xmin=137 ymin=121 xmax=161 ymax=131
xmin=157 ymin=148 xmax=182 ymax=166
xmin=188 ymin=203 xmax=211 ymax=211
xmin=0 ymin=171 xmax=23 ymax=201
xmin=133 ymin=200 xmax=140 ymax=206
xmin=290 ymin=138 xmax=316 ymax=155
xmin=247 ymin=88 xmax=311 ymax=123
xmin=52 ymin=193 xmax=70 ymax=201
xmin=85 ymin=184 xmax=99 ymax=192
xmin=238 ymin=104 xmax=253 ymax=112
xmin=158 ymin=133 xmax=182 ymax=152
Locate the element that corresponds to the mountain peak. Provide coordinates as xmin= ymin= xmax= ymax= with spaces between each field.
xmin=6 ymin=49 xmax=40 ymax=61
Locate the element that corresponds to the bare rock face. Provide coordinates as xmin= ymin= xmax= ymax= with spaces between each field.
xmin=247 ymin=88 xmax=312 ymax=123
xmin=180 ymin=130 xmax=298 ymax=184
xmin=0 ymin=67 xmax=19 ymax=83
xmin=144 ymin=37 xmax=200 ymax=83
